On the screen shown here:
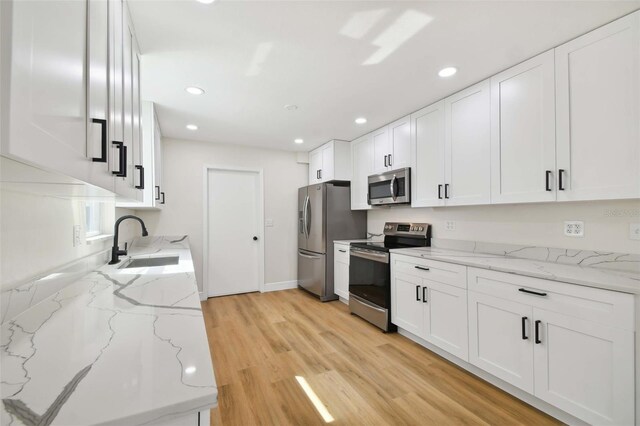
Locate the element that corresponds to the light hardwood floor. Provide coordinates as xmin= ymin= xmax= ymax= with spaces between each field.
xmin=201 ymin=289 xmax=560 ymax=426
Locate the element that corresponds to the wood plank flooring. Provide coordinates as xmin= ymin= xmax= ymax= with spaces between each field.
xmin=201 ymin=289 xmax=560 ymax=426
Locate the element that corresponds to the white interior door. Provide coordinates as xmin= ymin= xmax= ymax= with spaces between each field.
xmin=207 ymin=168 xmax=262 ymax=297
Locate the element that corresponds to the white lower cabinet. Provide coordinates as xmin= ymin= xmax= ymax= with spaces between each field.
xmin=333 ymin=243 xmax=350 ymax=300
xmin=391 ymin=255 xmax=469 ymax=361
xmin=392 ymin=255 xmax=635 ymax=425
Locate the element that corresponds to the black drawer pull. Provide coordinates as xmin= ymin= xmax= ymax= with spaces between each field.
xmin=444 ymin=183 xmax=450 ymax=199
xmin=414 ymin=265 xmax=430 ymax=271
xmin=422 ymin=286 xmax=427 ymax=303
xmin=535 ymin=320 xmax=542 ymax=344
xmin=437 ymin=184 xmax=443 ymax=199
xmin=558 ymin=169 xmax=566 ymax=191
xmin=384 ymin=155 xmax=388 ymax=168
xmin=339 ymin=249 xmax=346 ymax=253
xmin=415 ymin=285 xmax=420 ymax=301
xmin=545 ymin=170 xmax=552 ymax=191
xmin=155 ymin=185 xmax=160 ymax=200
xmin=518 ymin=288 xmax=547 ymax=297
xmin=160 ymin=192 xmax=165 ymax=204
xmin=91 ymin=118 xmax=108 ymax=163
xmin=135 ymin=165 xmax=144 ymax=189
xmin=521 ymin=316 xmax=528 ymax=340
xmin=112 ymin=141 xmax=126 ymax=177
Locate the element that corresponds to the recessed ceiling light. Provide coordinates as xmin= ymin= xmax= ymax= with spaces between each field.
xmin=355 ymin=117 xmax=367 ymax=124
xmin=294 ymin=138 xmax=304 ymax=144
xmin=438 ymin=67 xmax=457 ymax=78
xmin=284 ymin=104 xmax=298 ymax=111
xmin=186 ymin=124 xmax=198 ymax=130
xmin=196 ymin=0 xmax=215 ymax=4
xmin=185 ymin=86 xmax=205 ymax=95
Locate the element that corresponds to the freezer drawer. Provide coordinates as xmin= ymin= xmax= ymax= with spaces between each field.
xmin=298 ymin=249 xmax=326 ymax=298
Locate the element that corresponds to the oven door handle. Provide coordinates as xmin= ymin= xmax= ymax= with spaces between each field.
xmin=390 ymin=175 xmax=397 ymax=201
xmin=350 ymin=294 xmax=387 ymax=314
xmin=350 ymin=248 xmax=389 ymax=263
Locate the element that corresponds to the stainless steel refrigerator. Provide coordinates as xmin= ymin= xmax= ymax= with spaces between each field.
xmin=298 ymin=181 xmax=367 ymax=301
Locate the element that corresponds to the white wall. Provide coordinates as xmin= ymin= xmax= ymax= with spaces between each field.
xmin=135 ymin=138 xmax=307 ymax=293
xmin=368 ymin=199 xmax=640 ymax=254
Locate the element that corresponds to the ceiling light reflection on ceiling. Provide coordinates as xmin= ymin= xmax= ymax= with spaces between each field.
xmin=295 ymin=376 xmax=335 ymax=423
xmin=339 ymin=9 xmax=388 ymax=40
xmin=355 ymin=117 xmax=367 ymax=124
xmin=438 ymin=67 xmax=457 ymax=78
xmin=363 ymin=10 xmax=433 ymax=66
xmin=196 ymin=0 xmax=215 ymax=4
xmin=186 ymin=124 xmax=198 ymax=130
xmin=185 ymin=86 xmax=205 ymax=95
xmin=294 ymin=139 xmax=304 ymax=144
xmin=284 ymin=104 xmax=298 ymax=111
xmin=245 ymin=42 xmax=274 ymax=77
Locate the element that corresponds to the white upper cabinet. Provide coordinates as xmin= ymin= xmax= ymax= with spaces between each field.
xmin=350 ymin=134 xmax=374 ymax=210
xmin=308 ymin=140 xmax=351 ymax=184
xmin=371 ymin=117 xmax=411 ymax=174
xmin=444 ymin=80 xmax=492 ymax=206
xmin=555 ymin=11 xmax=640 ymax=202
xmin=411 ymin=101 xmax=446 ymax=207
xmin=2 ymin=0 xmax=91 ymax=182
xmin=491 ymin=51 xmax=557 ymax=204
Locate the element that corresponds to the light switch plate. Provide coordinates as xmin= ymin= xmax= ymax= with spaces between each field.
xmin=265 ymin=219 xmax=274 ymax=227
xmin=445 ymin=221 xmax=456 ymax=231
xmin=564 ymin=221 xmax=584 ymax=237
xmin=73 ymin=225 xmax=82 ymax=247
xmin=630 ymin=223 xmax=640 ymax=240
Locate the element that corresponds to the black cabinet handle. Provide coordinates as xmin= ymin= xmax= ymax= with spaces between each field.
xmin=135 ymin=165 xmax=144 ymax=189
xmin=112 ymin=141 xmax=126 ymax=177
xmin=535 ymin=320 xmax=542 ymax=344
xmin=521 ymin=316 xmax=528 ymax=340
xmin=91 ymin=118 xmax=108 ymax=163
xmin=388 ymin=153 xmax=392 ymax=167
xmin=415 ymin=285 xmax=420 ymax=301
xmin=545 ymin=170 xmax=552 ymax=191
xmin=518 ymin=288 xmax=547 ymax=297
xmin=444 ymin=184 xmax=450 ymax=199
xmin=414 ymin=265 xmax=430 ymax=271
xmin=339 ymin=249 xmax=346 ymax=253
xmin=438 ymin=184 xmax=443 ymax=199
xmin=384 ymin=155 xmax=388 ymax=168
xmin=155 ymin=185 xmax=160 ymax=200
xmin=319 ymin=169 xmax=322 ymax=180
xmin=160 ymin=192 xmax=165 ymax=204
xmin=558 ymin=169 xmax=565 ymax=191
xmin=422 ymin=286 xmax=427 ymax=303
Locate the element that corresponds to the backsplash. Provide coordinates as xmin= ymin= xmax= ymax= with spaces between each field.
xmin=432 ymin=238 xmax=640 ymax=273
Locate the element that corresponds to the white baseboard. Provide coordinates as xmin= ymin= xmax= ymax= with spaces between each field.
xmin=199 ymin=291 xmax=207 ymax=301
xmin=263 ymin=280 xmax=298 ymax=292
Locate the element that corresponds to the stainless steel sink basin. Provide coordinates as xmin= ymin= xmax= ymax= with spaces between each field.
xmin=120 ymin=256 xmax=179 ymax=269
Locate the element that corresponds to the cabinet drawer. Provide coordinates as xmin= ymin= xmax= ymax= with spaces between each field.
xmin=468 ymin=267 xmax=634 ymax=330
xmin=334 ymin=244 xmax=350 ymax=264
xmin=392 ymin=254 xmax=467 ymax=289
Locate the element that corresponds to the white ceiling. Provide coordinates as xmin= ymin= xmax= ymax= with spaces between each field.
xmin=128 ymin=1 xmax=640 ymax=152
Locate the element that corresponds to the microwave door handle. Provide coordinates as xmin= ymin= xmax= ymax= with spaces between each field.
xmin=390 ymin=175 xmax=397 ymax=201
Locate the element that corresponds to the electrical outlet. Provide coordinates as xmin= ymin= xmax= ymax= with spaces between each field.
xmin=630 ymin=223 xmax=640 ymax=240
xmin=564 ymin=221 xmax=584 ymax=238
xmin=73 ymin=225 xmax=82 ymax=247
xmin=445 ymin=221 xmax=456 ymax=231
xmin=265 ymin=219 xmax=274 ymax=227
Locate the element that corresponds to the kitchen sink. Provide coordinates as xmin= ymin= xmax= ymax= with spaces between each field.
xmin=120 ymin=256 xmax=179 ymax=269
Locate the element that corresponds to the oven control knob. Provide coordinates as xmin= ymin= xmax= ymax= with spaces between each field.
xmin=418 ymin=226 xmax=423 ymax=231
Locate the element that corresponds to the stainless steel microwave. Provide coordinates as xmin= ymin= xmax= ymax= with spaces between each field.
xmin=368 ymin=167 xmax=410 ymax=206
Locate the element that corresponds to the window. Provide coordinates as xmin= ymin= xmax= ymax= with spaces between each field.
xmin=85 ymin=201 xmax=102 ymax=238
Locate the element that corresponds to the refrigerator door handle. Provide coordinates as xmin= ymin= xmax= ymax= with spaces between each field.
xmin=302 ymin=195 xmax=309 ymax=239
xmin=305 ymin=195 xmax=311 ymax=238
xmin=298 ymin=250 xmax=321 ymax=259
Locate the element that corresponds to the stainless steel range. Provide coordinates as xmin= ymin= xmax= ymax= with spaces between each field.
xmin=349 ymin=222 xmax=431 ymax=332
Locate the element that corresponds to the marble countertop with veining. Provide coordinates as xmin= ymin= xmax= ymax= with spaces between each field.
xmin=391 ymin=246 xmax=640 ymax=294
xmin=1 ymin=236 xmax=217 ymax=426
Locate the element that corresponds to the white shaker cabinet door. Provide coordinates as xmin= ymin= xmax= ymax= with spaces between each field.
xmin=411 ymin=101 xmax=446 ymax=207
xmin=391 ymin=272 xmax=425 ymax=337
xmin=468 ymin=291 xmax=534 ymax=394
xmin=350 ymin=134 xmax=373 ymax=210
xmin=388 ymin=115 xmax=411 ymax=170
xmin=533 ymin=308 xmax=634 ymax=426
xmin=372 ymin=126 xmax=390 ymax=174
xmin=321 ymin=142 xmax=334 ymax=182
xmin=3 ymin=0 xmax=90 ymax=181
xmin=423 ymin=280 xmax=469 ymax=361
xmin=491 ymin=50 xmax=556 ymax=204
xmin=555 ymin=11 xmax=640 ymax=201
xmin=444 ymin=80 xmax=491 ymax=206
xmin=308 ymin=148 xmax=322 ymax=184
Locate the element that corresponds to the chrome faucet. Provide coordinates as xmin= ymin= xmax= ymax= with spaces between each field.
xmin=109 ymin=215 xmax=149 ymax=264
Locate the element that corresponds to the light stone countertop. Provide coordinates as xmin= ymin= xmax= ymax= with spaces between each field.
xmin=1 ymin=236 xmax=217 ymax=426
xmin=391 ymin=246 xmax=640 ymax=294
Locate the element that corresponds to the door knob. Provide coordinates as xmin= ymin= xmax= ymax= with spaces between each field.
xmin=253 ymin=236 xmax=258 ymax=241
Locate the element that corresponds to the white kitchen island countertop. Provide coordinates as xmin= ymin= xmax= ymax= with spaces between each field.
xmin=391 ymin=246 xmax=640 ymax=294
xmin=1 ymin=236 xmax=217 ymax=426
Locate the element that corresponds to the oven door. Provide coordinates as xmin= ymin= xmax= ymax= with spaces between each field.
xmin=349 ymin=248 xmax=390 ymax=308
xmin=368 ymin=167 xmax=410 ymax=205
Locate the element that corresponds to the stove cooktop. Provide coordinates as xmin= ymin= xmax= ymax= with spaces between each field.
xmin=350 ymin=241 xmax=422 ymax=252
